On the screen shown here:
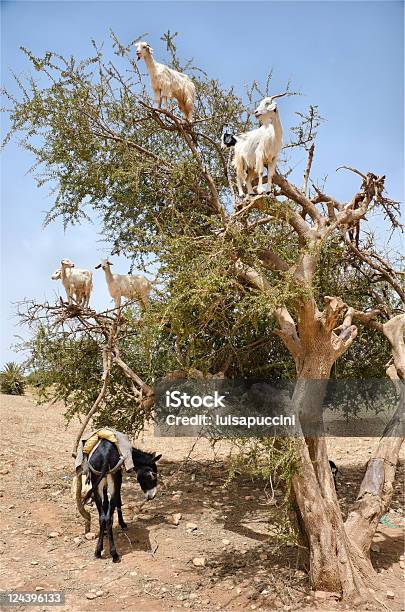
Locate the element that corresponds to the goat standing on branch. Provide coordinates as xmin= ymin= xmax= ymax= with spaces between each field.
xmin=222 ymin=94 xmax=284 ymax=197
xmin=136 ymin=41 xmax=196 ymax=122
xmin=95 ymin=259 xmax=152 ymax=310
xmin=55 ymin=259 xmax=93 ymax=308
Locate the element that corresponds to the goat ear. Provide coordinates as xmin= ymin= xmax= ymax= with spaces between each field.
xmin=147 ymin=45 xmax=153 ymax=52
xmin=95 ymin=264 xmax=101 ymax=269
xmin=153 ymin=453 xmax=162 ymax=462
xmin=107 ymin=260 xmax=113 ymax=266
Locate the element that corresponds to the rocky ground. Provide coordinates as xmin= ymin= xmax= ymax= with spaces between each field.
xmin=0 ymin=393 xmax=403 ymax=611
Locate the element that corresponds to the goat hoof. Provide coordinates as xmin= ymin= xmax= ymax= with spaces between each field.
xmin=120 ymin=522 xmax=128 ymax=530
xmin=94 ymin=551 xmax=102 ymax=559
xmin=112 ymin=554 xmax=121 ymax=563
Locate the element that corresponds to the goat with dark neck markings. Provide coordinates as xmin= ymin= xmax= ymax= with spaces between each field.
xmin=82 ymin=439 xmax=161 ymax=562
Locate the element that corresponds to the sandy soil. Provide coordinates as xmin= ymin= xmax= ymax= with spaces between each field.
xmin=0 ymin=393 xmax=403 ymax=612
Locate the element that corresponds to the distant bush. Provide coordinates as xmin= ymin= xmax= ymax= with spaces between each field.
xmin=0 ymin=362 xmax=26 ymax=395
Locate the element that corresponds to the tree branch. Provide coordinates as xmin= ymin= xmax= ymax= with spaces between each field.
xmin=257 ymin=247 xmax=290 ymax=273
xmin=344 ymin=238 xmax=405 ymax=303
xmin=274 ymin=306 xmax=302 ymax=361
xmin=302 ymin=143 xmax=315 ymax=196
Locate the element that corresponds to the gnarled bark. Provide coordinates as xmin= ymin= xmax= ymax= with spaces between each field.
xmin=345 ymin=315 xmax=405 ymax=553
xmin=291 ymin=376 xmax=377 ymax=602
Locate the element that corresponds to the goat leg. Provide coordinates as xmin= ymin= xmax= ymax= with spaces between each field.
xmin=267 ymin=159 xmax=277 ymax=193
xmin=246 ymin=169 xmax=256 ymax=196
xmin=256 ymin=157 xmax=265 ymax=194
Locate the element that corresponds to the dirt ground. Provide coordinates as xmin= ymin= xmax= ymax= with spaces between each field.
xmin=0 ymin=393 xmax=403 ymax=612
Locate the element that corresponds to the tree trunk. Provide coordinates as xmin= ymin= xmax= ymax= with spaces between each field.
xmin=290 ymin=355 xmax=376 ymax=602
xmin=271 ymin=298 xmax=403 ymax=602
xmin=345 ymin=387 xmax=404 ymax=554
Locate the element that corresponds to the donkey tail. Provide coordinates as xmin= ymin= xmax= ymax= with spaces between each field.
xmin=81 ymin=461 xmax=109 ymax=505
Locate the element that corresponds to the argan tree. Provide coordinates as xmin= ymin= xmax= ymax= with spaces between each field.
xmin=4 ymin=33 xmax=403 ymax=603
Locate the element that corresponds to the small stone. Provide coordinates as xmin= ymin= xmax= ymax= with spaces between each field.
xmin=192 ymin=557 xmax=206 ymax=567
xmin=314 ymin=591 xmax=328 ymax=599
xmin=189 ymin=593 xmax=198 ymax=600
xmin=386 ymin=591 xmax=395 ymax=600
xmin=130 ymin=571 xmax=138 ymax=577
xmin=95 ymin=590 xmax=104 ymax=597
xmin=23 ymin=529 xmax=32 ymax=535
xmin=86 ymin=592 xmax=97 ymax=600
xmin=167 ymin=513 xmax=182 ymax=526
xmin=399 ymin=560 xmax=405 ymax=569
xmin=85 ymin=532 xmax=96 ymax=540
xmin=73 ymin=537 xmax=82 ymax=544
xmin=371 ymin=544 xmax=380 ymax=553
xmin=244 ymin=495 xmax=254 ymax=501
xmin=35 ymin=587 xmax=44 ymax=591
xmin=222 ymin=539 xmax=230 ymax=545
xmin=48 ymin=531 xmax=60 ymax=538
xmin=31 ymin=561 xmax=39 ymax=565
xmin=186 ymin=522 xmax=198 ymax=531
xmin=0 ymin=468 xmax=9 ymax=475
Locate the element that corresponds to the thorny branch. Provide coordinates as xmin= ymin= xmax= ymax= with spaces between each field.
xmin=19 ymin=299 xmax=154 ymax=450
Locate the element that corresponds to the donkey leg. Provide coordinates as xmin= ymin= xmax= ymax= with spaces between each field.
xmin=93 ymin=490 xmax=106 ymax=559
xmin=102 ymin=486 xmax=109 ymax=537
xmin=115 ymin=472 xmax=127 ymax=530
xmin=106 ymin=476 xmax=120 ymax=562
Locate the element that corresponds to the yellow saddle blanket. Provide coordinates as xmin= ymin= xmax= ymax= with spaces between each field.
xmin=83 ymin=428 xmax=118 ymax=455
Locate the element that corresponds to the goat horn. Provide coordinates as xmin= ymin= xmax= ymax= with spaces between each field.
xmin=270 ymin=91 xmax=290 ymax=101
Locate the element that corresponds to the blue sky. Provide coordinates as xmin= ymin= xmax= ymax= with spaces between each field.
xmin=1 ymin=1 xmax=404 ymax=364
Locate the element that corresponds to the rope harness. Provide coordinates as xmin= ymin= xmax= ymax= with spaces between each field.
xmin=84 ymin=440 xmax=126 ymax=480
xmin=87 ymin=454 xmax=125 ymax=476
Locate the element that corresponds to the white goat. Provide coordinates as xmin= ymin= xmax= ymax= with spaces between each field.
xmin=52 ymin=268 xmax=91 ymax=307
xmin=55 ymin=260 xmax=93 ymax=308
xmin=222 ymin=94 xmax=284 ymax=197
xmin=95 ymin=259 xmax=152 ymax=309
xmin=136 ymin=41 xmax=196 ymax=122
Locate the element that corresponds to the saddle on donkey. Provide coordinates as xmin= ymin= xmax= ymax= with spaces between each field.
xmin=74 ymin=427 xmax=134 ymax=480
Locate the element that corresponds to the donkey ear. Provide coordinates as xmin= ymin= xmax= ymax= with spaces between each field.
xmin=154 ymin=453 xmax=162 ymax=462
